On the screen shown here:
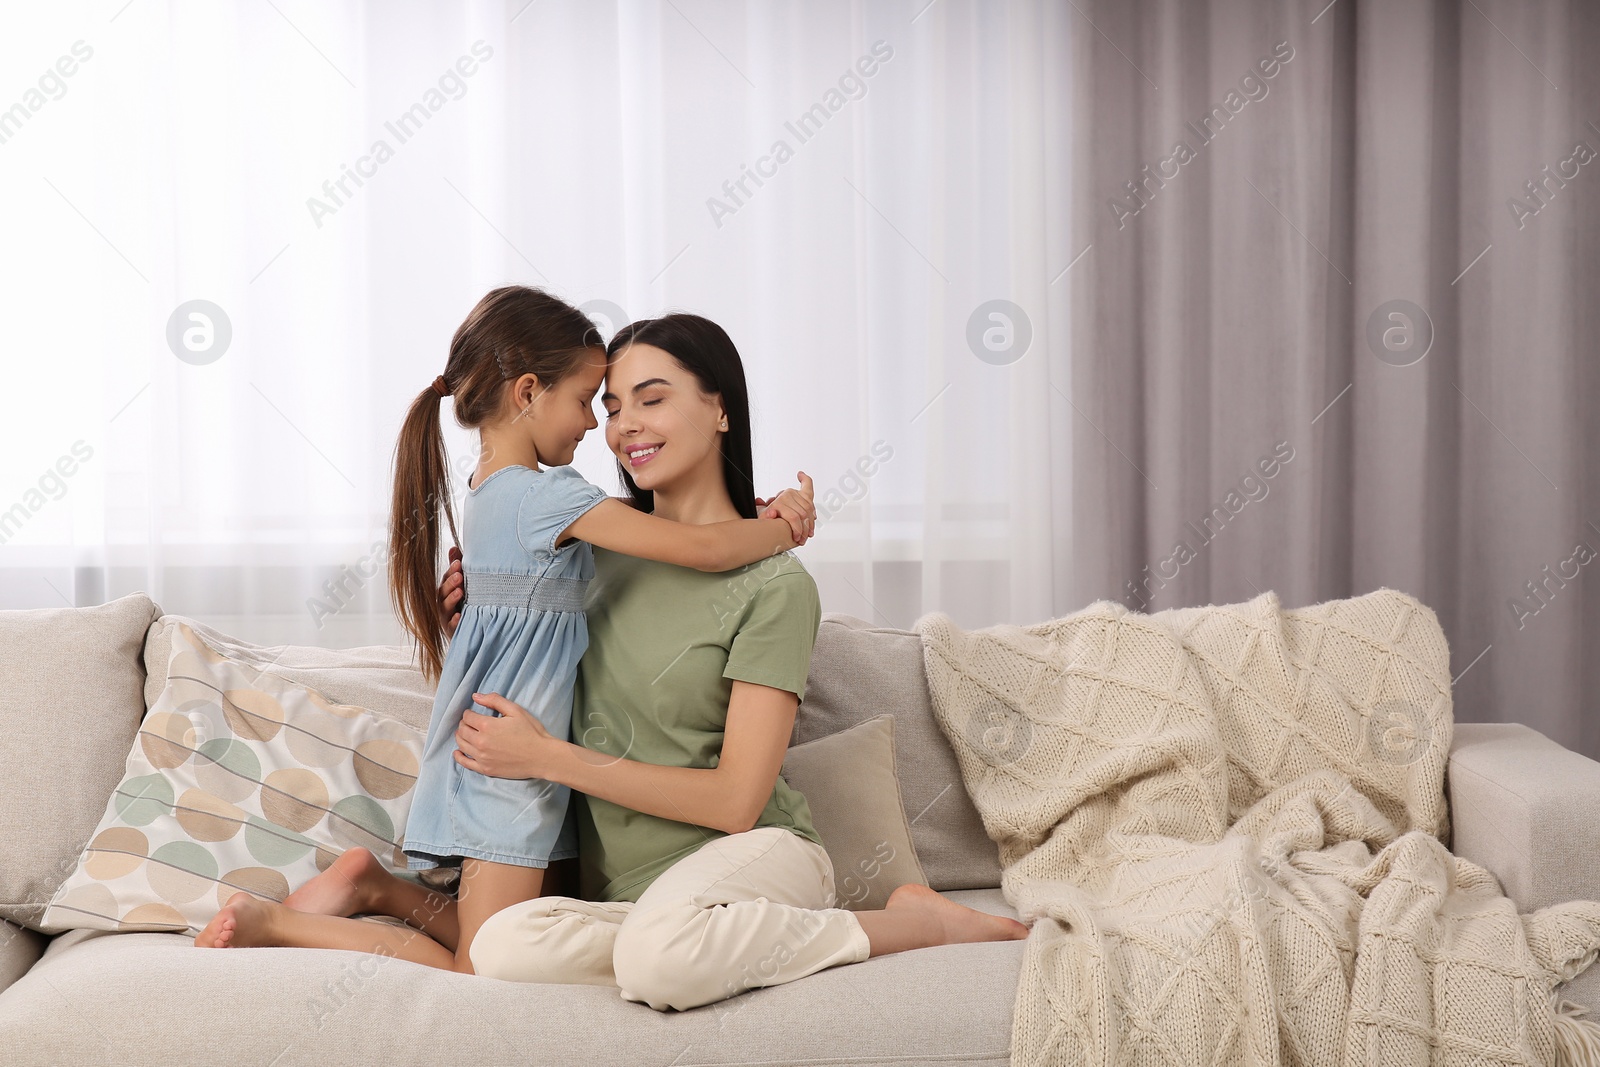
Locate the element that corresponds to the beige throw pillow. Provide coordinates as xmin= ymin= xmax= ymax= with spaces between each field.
xmin=0 ymin=593 xmax=161 ymax=931
xmin=797 ymin=614 xmax=1003 ymax=891
xmin=780 ymin=714 xmax=929 ymax=911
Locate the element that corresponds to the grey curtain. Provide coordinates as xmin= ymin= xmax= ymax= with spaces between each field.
xmin=1067 ymin=1 xmax=1600 ymax=757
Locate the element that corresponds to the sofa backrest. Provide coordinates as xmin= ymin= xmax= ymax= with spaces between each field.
xmin=143 ymin=609 xmax=1005 ymax=891
xmin=141 ymin=614 xmax=439 ymax=733
xmin=796 ymin=614 xmax=1002 ymax=891
xmin=0 ymin=594 xmax=1002 ymax=934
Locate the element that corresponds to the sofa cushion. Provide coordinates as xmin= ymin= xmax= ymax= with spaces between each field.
xmin=42 ymin=619 xmax=432 ymax=935
xmin=0 ymin=920 xmax=46 ymax=997
xmin=795 ymin=615 xmax=1002 ymax=891
xmin=0 ymin=592 xmax=162 ymax=930
xmin=780 ymin=715 xmax=930 ymax=909
xmin=0 ymin=889 xmax=1022 ymax=1066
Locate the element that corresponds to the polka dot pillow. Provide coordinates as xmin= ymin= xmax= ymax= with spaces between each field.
xmin=42 ymin=620 xmax=427 ymax=935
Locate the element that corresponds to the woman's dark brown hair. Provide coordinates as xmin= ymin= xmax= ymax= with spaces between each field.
xmin=390 ymin=286 xmax=601 ymax=683
xmin=605 ymin=314 xmax=757 ymax=520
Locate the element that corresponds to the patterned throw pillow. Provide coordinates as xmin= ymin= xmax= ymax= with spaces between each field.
xmin=42 ymin=621 xmax=427 ymax=934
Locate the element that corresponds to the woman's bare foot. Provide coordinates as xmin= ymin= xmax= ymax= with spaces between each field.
xmin=195 ymin=892 xmax=281 ymax=948
xmin=282 ymin=847 xmax=382 ymax=917
xmin=886 ymin=883 xmax=1030 ymax=946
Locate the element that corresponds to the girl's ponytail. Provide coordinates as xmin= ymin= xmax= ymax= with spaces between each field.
xmin=388 ymin=380 xmax=460 ymax=685
xmin=387 ymin=285 xmax=599 ymax=684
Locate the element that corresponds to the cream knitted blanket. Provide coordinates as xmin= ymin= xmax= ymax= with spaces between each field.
xmin=917 ymin=589 xmax=1600 ymax=1066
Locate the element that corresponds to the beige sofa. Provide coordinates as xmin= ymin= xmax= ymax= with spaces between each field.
xmin=2 ymin=593 xmax=1598 ymax=1066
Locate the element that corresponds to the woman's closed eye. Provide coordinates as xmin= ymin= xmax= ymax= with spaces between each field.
xmin=603 ymin=399 xmax=662 ymax=420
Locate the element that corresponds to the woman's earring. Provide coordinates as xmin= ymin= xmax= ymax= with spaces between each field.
xmin=719 ymin=418 xmax=728 ymax=430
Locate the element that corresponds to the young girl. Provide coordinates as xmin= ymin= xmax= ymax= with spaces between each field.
xmin=382 ymin=286 xmax=815 ymax=974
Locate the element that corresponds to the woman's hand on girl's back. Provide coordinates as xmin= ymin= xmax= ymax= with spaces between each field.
xmin=454 ymin=691 xmax=561 ymax=780
xmin=439 ymin=545 xmax=464 ymax=640
xmin=755 ymin=471 xmax=816 ymax=545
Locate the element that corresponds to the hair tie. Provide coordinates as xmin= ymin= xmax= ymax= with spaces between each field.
xmin=431 ymin=375 xmax=451 ymax=398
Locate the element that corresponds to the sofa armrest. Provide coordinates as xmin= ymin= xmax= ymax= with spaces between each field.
xmin=1447 ymin=722 xmax=1600 ymax=912
xmin=0 ymin=917 xmax=46 ymax=996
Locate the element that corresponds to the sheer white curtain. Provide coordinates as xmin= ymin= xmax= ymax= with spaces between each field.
xmin=0 ymin=0 xmax=1072 ymax=648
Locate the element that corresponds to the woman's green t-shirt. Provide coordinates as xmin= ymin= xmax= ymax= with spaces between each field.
xmin=572 ymin=544 xmax=824 ymax=903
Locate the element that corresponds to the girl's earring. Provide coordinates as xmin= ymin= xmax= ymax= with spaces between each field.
xmin=718 ymin=418 xmax=728 ymax=430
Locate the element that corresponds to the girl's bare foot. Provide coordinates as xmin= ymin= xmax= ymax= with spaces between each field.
xmin=282 ymin=847 xmax=382 ymax=917
xmin=886 ymin=883 xmax=1030 ymax=945
xmin=195 ymin=892 xmax=281 ymax=948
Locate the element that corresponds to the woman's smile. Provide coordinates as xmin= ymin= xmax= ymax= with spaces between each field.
xmin=625 ymin=442 xmax=664 ymax=467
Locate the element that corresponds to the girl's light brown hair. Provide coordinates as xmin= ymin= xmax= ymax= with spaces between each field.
xmin=389 ymin=286 xmax=601 ymax=683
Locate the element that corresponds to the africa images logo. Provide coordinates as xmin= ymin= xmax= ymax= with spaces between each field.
xmin=1107 ymin=40 xmax=1295 ymax=230
xmin=305 ymin=41 xmax=494 ymax=228
xmin=705 ymin=41 xmax=894 ymax=228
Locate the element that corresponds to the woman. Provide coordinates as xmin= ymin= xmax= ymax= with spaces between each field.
xmin=196 ymin=314 xmax=1027 ymax=1009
